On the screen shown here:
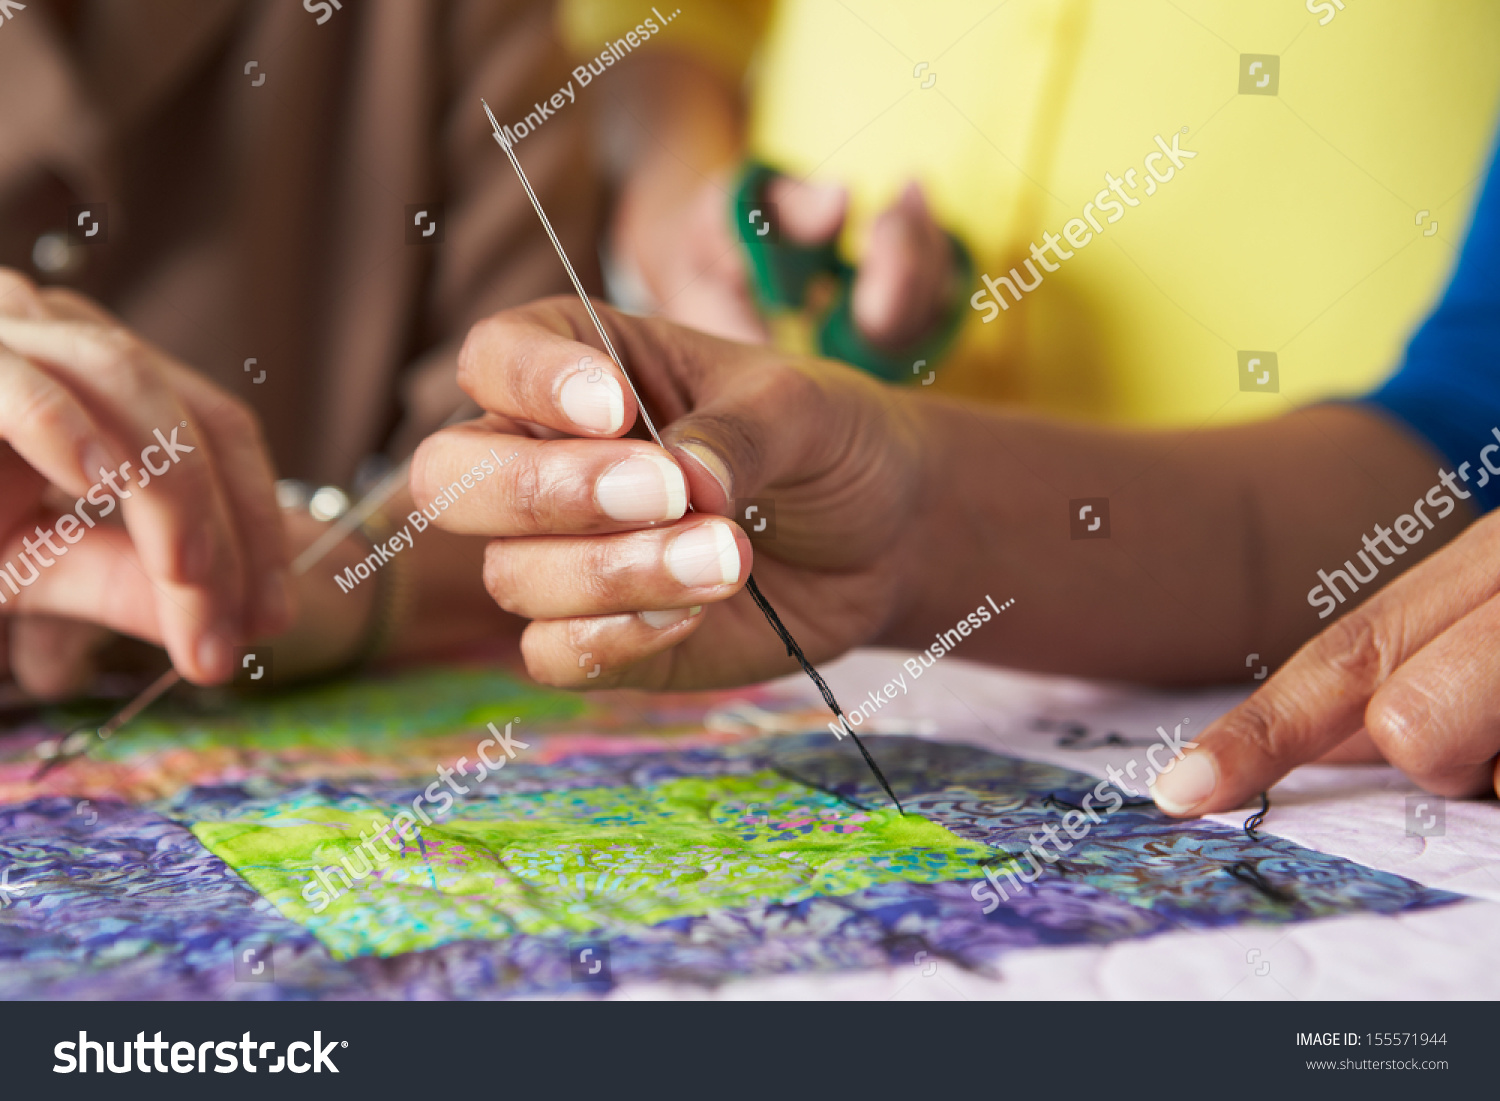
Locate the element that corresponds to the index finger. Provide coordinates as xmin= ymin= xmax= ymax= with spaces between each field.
xmin=457 ymin=298 xmax=637 ymax=439
xmin=31 ymin=289 xmax=292 ymax=633
xmin=1150 ymin=509 xmax=1500 ymax=816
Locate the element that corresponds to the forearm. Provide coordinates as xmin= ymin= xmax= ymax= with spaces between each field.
xmin=882 ymin=398 xmax=1468 ymax=683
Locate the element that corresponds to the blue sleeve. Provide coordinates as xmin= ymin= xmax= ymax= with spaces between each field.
xmin=1363 ymin=135 xmax=1500 ymax=513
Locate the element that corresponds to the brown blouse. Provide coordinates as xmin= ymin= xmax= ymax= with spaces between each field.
xmin=0 ymin=0 xmax=603 ymax=483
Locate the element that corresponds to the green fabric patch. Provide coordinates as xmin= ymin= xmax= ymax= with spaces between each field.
xmin=54 ymin=667 xmax=583 ymax=759
xmin=192 ymin=771 xmax=990 ymax=959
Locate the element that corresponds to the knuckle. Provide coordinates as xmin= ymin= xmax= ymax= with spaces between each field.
xmin=37 ymin=286 xmax=87 ymax=315
xmin=1366 ymin=685 xmax=1424 ymax=746
xmin=510 ymin=453 xmax=549 ymax=534
xmin=94 ymin=327 xmax=155 ymax=395
xmin=93 ymin=324 xmax=136 ymax=359
xmin=1222 ymin=693 xmax=1295 ymax=764
xmin=573 ymin=539 xmax=617 ymax=607
xmin=16 ymin=383 xmax=78 ymax=445
xmin=1313 ymin=609 xmax=1393 ymax=688
xmin=763 ymin=362 xmax=820 ymax=408
xmin=564 ymin=615 xmax=589 ymax=652
xmin=563 ymin=612 xmax=605 ymax=654
xmin=1366 ymin=678 xmax=1448 ymax=777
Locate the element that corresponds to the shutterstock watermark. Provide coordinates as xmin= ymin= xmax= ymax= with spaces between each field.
xmin=1305 ymin=435 xmax=1493 ymax=618
xmin=1306 ymin=0 xmax=1347 ymax=26
xmin=970 ymin=131 xmax=1196 ymax=320
xmin=970 ymin=720 xmax=1197 ymax=912
xmin=334 ymin=448 xmax=516 ymax=595
xmin=494 ymin=6 xmax=682 ymax=146
xmin=0 ymin=424 xmax=195 ymax=605
xmin=300 ymin=720 xmax=529 ymax=912
xmin=826 ymin=595 xmax=1014 ymax=741
xmin=54 ymin=1031 xmax=343 ymax=1074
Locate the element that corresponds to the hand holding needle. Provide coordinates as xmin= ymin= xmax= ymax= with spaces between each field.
xmin=480 ymin=99 xmax=902 ymax=813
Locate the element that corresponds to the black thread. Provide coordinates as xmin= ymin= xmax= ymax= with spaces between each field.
xmin=744 ymin=574 xmax=904 ymax=814
xmin=1223 ymin=860 xmax=1294 ymax=905
xmin=1244 ymin=791 xmax=1270 ymax=841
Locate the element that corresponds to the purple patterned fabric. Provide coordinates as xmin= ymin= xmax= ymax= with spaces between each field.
xmin=0 ymin=736 xmax=1459 ymax=999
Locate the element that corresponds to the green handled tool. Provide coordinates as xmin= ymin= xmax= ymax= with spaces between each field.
xmin=733 ymin=160 xmax=974 ymax=383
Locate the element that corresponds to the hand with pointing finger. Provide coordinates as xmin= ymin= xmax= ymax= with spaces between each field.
xmin=1152 ymin=506 xmax=1500 ymax=814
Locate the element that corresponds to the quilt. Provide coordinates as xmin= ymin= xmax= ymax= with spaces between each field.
xmin=0 ymin=663 xmax=1460 ymax=998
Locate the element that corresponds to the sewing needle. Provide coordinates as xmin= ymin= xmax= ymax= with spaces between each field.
xmin=481 ymin=99 xmax=904 ymax=813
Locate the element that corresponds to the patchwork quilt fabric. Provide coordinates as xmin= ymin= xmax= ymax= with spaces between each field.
xmin=0 ymin=667 xmax=1463 ymax=998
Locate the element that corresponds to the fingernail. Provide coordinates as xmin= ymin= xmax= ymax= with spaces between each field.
xmin=639 ymin=605 xmax=702 ymax=629
xmin=196 ymin=624 xmax=234 ymax=680
xmin=596 ymin=454 xmax=687 ymax=522
xmin=82 ymin=442 xmax=116 ymax=484
xmin=258 ymin=570 xmax=292 ymax=629
xmin=666 ymin=522 xmax=740 ymax=588
xmin=1150 ymin=753 xmax=1218 ymax=815
xmin=559 ymin=371 xmax=624 ymax=433
xmin=674 ymin=440 xmax=733 ymax=500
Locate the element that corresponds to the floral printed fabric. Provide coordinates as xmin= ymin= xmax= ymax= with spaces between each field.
xmin=0 ymin=721 xmax=1462 ymax=998
xmin=191 ymin=772 xmax=994 ymax=958
xmin=182 ymin=734 xmax=1461 ymax=969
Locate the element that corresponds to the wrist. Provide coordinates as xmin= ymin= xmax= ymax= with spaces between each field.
xmin=877 ymin=394 xmax=979 ymax=649
xmin=258 ymin=502 xmax=380 ymax=682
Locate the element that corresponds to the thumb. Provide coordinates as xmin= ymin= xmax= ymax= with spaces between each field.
xmin=660 ymin=355 xmax=853 ymax=518
xmin=662 ymin=366 xmax=825 ymax=516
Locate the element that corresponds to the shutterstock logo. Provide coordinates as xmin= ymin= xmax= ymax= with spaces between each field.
xmin=405 ymin=204 xmax=445 ymax=244
xmin=1239 ymin=55 xmax=1280 ymax=96
xmin=1070 ymin=498 xmax=1110 ymax=540
xmin=1238 ymin=350 xmax=1279 ymax=393
xmin=55 ymin=1032 xmax=345 ymax=1074
xmin=1405 ymin=795 xmax=1445 ymax=838
xmin=68 ymin=203 xmax=108 ymax=246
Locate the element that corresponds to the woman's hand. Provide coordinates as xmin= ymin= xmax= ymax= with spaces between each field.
xmin=602 ymin=51 xmax=957 ymax=351
xmin=411 ymin=296 xmax=926 ymax=690
xmin=1152 ymin=504 xmax=1500 ymax=813
xmin=620 ymin=168 xmax=959 ymax=351
xmin=0 ymin=270 xmax=292 ymax=692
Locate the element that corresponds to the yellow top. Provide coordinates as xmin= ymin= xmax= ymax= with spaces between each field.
xmin=562 ymin=0 xmax=1500 ymax=427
